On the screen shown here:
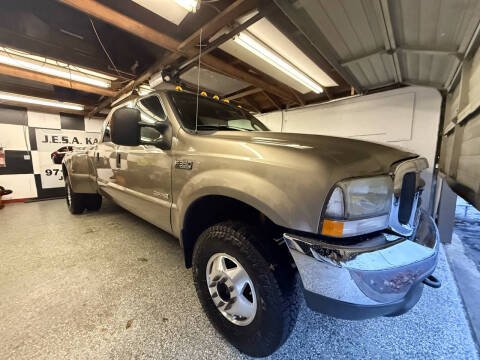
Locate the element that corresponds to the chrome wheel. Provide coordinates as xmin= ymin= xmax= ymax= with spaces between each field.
xmin=206 ymin=253 xmax=257 ymax=326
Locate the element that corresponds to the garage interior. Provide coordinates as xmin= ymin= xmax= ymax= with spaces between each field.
xmin=1 ymin=0 xmax=480 ymax=359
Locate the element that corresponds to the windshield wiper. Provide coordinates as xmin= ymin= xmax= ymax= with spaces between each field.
xmin=196 ymin=125 xmax=252 ymax=132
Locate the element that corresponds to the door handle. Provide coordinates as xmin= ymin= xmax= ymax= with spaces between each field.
xmin=116 ymin=152 xmax=121 ymax=168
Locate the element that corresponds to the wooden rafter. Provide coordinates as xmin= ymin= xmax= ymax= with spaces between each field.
xmin=237 ymin=98 xmax=260 ymax=113
xmin=226 ymin=88 xmax=262 ymax=100
xmin=245 ymin=94 xmax=263 ymax=113
xmin=288 ymin=88 xmax=305 ymax=106
xmin=262 ymin=91 xmax=282 ymax=110
xmin=58 ymin=0 xmax=298 ymax=114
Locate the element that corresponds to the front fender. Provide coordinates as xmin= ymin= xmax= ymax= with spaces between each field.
xmin=63 ymin=151 xmax=97 ymax=194
xmin=172 ymin=169 xmax=317 ymax=237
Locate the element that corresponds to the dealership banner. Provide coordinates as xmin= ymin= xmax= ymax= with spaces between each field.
xmin=35 ymin=128 xmax=100 ymax=189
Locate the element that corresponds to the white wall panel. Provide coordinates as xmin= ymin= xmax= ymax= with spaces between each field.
xmin=27 ymin=110 xmax=61 ymax=129
xmin=256 ymin=111 xmax=283 ymax=132
xmin=0 ymin=174 xmax=37 ymax=199
xmin=284 ymin=92 xmax=415 ymax=142
xmin=0 ymin=124 xmax=29 ymax=150
xmin=279 ymin=87 xmax=441 ymax=169
xmin=85 ymin=117 xmax=104 ymax=133
xmin=31 ymin=150 xmax=40 ymax=174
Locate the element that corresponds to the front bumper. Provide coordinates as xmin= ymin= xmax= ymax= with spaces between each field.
xmin=284 ymin=209 xmax=439 ymax=320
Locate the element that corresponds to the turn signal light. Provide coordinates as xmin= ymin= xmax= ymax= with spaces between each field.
xmin=322 ymin=220 xmax=344 ymax=237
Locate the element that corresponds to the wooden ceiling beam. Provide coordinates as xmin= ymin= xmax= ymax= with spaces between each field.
xmin=289 ymin=88 xmax=305 ymax=106
xmin=58 ymin=0 xmax=297 ymax=113
xmin=226 ymin=87 xmax=263 ymax=100
xmin=179 ymin=0 xmax=256 ymax=52
xmin=58 ymin=0 xmax=180 ymax=52
xmin=158 ymin=0 xmax=258 ymax=67
xmin=0 ymin=63 xmax=116 ymax=97
xmin=262 ymin=91 xmax=282 ymax=110
xmin=237 ymin=98 xmax=260 ymax=113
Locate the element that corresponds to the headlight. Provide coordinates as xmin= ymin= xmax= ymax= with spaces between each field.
xmin=322 ymin=176 xmax=393 ymax=237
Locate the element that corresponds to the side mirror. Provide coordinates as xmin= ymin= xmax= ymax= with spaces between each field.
xmin=110 ymin=108 xmax=141 ymax=146
xmin=139 ymin=121 xmax=172 ymax=150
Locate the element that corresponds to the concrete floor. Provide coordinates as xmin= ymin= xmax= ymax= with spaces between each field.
xmin=1 ymin=199 xmax=478 ymax=360
xmin=446 ymin=233 xmax=480 ymax=349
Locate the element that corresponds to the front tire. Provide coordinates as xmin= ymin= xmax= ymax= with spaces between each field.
xmin=65 ymin=181 xmax=86 ymax=214
xmin=192 ymin=221 xmax=299 ymax=357
xmin=85 ymin=193 xmax=102 ymax=211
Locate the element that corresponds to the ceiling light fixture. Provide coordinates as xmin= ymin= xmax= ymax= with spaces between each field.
xmin=0 ymin=48 xmax=113 ymax=88
xmin=233 ymin=33 xmax=323 ymax=94
xmin=172 ymin=0 xmax=198 ymax=13
xmin=0 ymin=92 xmax=84 ymax=111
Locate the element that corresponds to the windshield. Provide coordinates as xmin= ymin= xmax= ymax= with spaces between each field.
xmin=169 ymin=91 xmax=269 ymax=132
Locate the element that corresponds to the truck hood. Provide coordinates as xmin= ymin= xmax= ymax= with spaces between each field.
xmin=209 ymin=131 xmax=418 ymax=179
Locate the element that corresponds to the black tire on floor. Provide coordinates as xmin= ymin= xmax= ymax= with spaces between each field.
xmin=85 ymin=193 xmax=102 ymax=211
xmin=65 ymin=181 xmax=86 ymax=215
xmin=192 ymin=221 xmax=299 ymax=357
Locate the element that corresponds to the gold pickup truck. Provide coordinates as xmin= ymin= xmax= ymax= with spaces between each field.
xmin=62 ymin=89 xmax=440 ymax=357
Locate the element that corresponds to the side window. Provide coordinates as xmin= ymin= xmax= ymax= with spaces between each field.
xmin=138 ymin=95 xmax=166 ymax=123
xmin=137 ymin=95 xmax=166 ymax=142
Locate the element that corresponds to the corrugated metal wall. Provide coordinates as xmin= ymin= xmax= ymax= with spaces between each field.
xmin=440 ymin=43 xmax=480 ymax=209
xmin=275 ymin=0 xmax=480 ymax=91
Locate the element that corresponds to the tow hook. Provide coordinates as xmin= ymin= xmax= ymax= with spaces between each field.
xmin=423 ymin=275 xmax=441 ymax=289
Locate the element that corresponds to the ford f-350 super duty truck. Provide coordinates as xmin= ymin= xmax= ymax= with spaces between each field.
xmin=62 ymin=89 xmax=440 ymax=357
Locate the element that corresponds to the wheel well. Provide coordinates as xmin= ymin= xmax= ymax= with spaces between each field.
xmin=181 ymin=195 xmax=286 ymax=268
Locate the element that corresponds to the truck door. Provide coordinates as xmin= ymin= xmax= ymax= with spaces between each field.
xmin=94 ymin=115 xmax=119 ymax=198
xmin=113 ymin=94 xmax=173 ymax=233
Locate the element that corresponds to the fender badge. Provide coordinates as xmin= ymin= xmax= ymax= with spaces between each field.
xmin=175 ymin=160 xmax=193 ymax=170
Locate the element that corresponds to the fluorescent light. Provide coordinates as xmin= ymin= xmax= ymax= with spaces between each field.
xmin=2 ymin=47 xmax=117 ymax=81
xmin=0 ymin=92 xmax=84 ymax=111
xmin=173 ymin=0 xmax=198 ymax=12
xmin=0 ymin=48 xmax=112 ymax=88
xmin=233 ymin=33 xmax=323 ymax=94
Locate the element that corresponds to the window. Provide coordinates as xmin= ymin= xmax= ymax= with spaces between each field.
xmin=140 ymin=126 xmax=163 ymax=143
xmin=137 ymin=95 xmax=167 ymax=143
xmin=137 ymin=95 xmax=166 ymax=123
xmin=169 ymin=91 xmax=269 ymax=132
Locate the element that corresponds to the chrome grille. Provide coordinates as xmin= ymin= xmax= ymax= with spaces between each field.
xmin=388 ymin=157 xmax=428 ymax=236
xmin=398 ymin=172 xmax=416 ymax=224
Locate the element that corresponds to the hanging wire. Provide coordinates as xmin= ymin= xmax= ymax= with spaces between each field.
xmin=89 ymin=16 xmax=121 ymax=76
xmin=194 ymin=28 xmax=203 ymax=134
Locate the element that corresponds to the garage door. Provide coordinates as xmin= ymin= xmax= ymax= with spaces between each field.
xmin=439 ymin=43 xmax=480 ymax=210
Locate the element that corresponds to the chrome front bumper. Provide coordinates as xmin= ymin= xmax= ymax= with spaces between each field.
xmin=284 ymin=209 xmax=439 ymax=319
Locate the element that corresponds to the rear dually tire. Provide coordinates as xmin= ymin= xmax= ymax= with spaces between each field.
xmin=65 ymin=181 xmax=86 ymax=215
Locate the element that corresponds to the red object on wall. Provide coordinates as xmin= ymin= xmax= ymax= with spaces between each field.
xmin=0 ymin=148 xmax=5 ymax=167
